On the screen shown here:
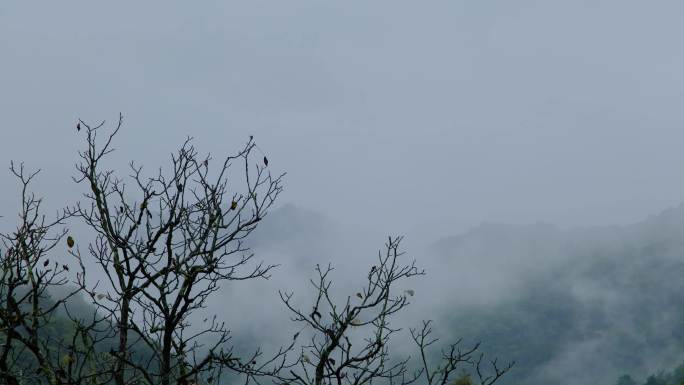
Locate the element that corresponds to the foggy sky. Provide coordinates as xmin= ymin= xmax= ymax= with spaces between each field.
xmin=4 ymin=4 xmax=684 ymax=384
xmin=3 ymin=1 xmax=684 ymax=242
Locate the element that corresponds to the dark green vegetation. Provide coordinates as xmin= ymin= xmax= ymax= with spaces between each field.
xmin=429 ymin=207 xmax=684 ymax=385
xmin=613 ymin=362 xmax=684 ymax=385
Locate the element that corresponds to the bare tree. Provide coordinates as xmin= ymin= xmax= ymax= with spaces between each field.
xmin=277 ymin=236 xmax=512 ymax=385
xmin=0 ymin=116 xmax=514 ymax=385
xmin=410 ymin=320 xmax=513 ymax=385
xmin=0 ymin=163 xmax=107 ymax=385
xmin=66 ymin=115 xmax=286 ymax=385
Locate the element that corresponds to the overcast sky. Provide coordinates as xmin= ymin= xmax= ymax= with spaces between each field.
xmin=2 ymin=1 xmax=684 ymax=242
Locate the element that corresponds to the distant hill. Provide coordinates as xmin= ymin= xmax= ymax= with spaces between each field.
xmin=429 ymin=205 xmax=684 ymax=385
xmin=21 ymin=203 xmax=684 ymax=385
xmin=229 ymin=203 xmax=684 ymax=385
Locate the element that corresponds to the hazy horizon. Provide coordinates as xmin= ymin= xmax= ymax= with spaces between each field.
xmin=3 ymin=2 xmax=684 ymax=385
xmin=4 ymin=1 xmax=684 ymax=241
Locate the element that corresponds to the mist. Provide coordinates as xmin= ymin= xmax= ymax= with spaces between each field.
xmin=3 ymin=1 xmax=684 ymax=385
xmin=215 ymin=204 xmax=684 ymax=385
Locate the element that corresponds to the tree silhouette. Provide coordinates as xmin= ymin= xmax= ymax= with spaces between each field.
xmin=277 ymin=237 xmax=512 ymax=385
xmin=66 ymin=115 xmax=286 ymax=385
xmin=0 ymin=116 xmax=513 ymax=385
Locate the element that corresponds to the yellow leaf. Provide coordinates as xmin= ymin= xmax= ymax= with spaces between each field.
xmin=61 ymin=354 xmax=75 ymax=365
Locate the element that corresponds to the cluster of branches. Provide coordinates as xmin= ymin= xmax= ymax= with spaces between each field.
xmin=0 ymin=116 xmax=512 ymax=385
xmin=0 ymin=162 xmax=111 ymax=385
xmin=64 ymin=115 xmax=285 ymax=385
xmin=275 ymin=236 xmax=513 ymax=385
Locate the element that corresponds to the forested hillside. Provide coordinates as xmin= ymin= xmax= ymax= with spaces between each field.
xmin=246 ymin=204 xmax=684 ymax=385
xmin=431 ymin=205 xmax=684 ymax=385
